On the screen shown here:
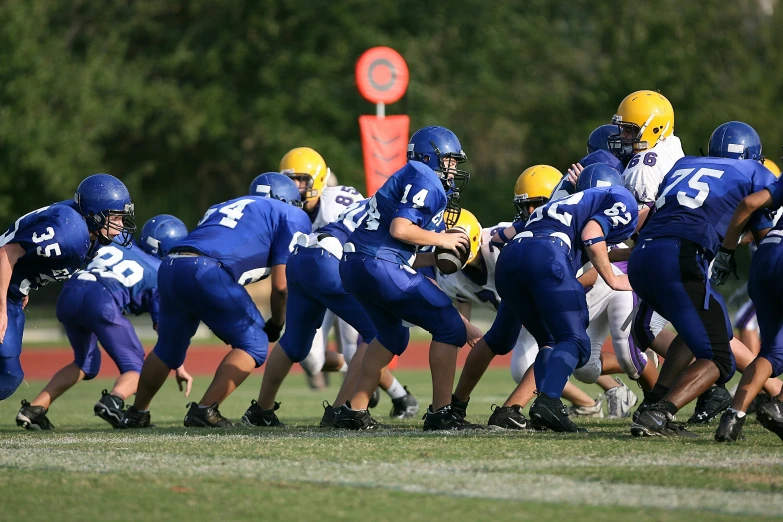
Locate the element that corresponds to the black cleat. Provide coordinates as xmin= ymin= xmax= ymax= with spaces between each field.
xmin=747 ymin=392 xmax=772 ymax=415
xmin=16 ymin=400 xmax=54 ymax=431
xmin=118 ymin=406 xmax=153 ymax=429
xmin=715 ymin=410 xmax=746 ymax=442
xmin=390 ymin=387 xmax=420 ymax=419
xmin=688 ymin=385 xmax=732 ymax=424
xmin=529 ymin=394 xmax=586 ymax=433
xmin=333 ymin=404 xmax=383 ymax=430
xmin=756 ymin=399 xmax=783 ymax=442
xmin=450 ymin=394 xmax=470 ymax=420
xmin=241 ymin=400 xmax=284 ymax=427
xmin=320 ymin=401 xmax=336 ymax=428
xmin=633 ymin=390 xmax=664 ymax=422
xmin=368 ymin=387 xmax=381 ymax=409
xmin=94 ymin=389 xmax=125 ymax=429
xmin=422 ymin=404 xmax=483 ymax=431
xmin=631 ymin=408 xmax=697 ymax=438
xmin=488 ymin=404 xmax=529 ymax=430
xmin=184 ymin=402 xmax=233 ymax=428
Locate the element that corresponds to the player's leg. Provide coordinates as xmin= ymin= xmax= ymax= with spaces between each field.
xmin=735 ymin=300 xmax=760 ymax=356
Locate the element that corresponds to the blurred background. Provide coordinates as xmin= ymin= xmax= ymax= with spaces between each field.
xmin=2 ymin=0 xmax=781 ymax=327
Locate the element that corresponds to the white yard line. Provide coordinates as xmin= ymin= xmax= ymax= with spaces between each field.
xmin=1 ymin=445 xmax=782 ymax=517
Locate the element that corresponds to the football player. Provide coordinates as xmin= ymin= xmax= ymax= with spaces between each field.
xmin=494 ymin=173 xmax=638 ymax=432
xmin=0 ymin=173 xmax=135 ymax=402
xmin=629 ymin=121 xmax=776 ymax=437
xmin=16 ymin=215 xmax=190 ymax=430
xmin=333 ymin=125 xmax=481 ymax=431
xmin=279 ymin=150 xmax=413 ymax=406
xmin=119 ymin=175 xmax=311 ymax=428
xmin=712 ymin=152 xmax=783 ymax=442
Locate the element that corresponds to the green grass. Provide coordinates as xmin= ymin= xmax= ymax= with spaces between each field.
xmin=2 ymin=369 xmax=782 ymax=522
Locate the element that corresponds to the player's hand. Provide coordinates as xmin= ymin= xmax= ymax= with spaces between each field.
xmin=567 ymin=163 xmax=585 ymax=186
xmin=439 ymin=230 xmax=470 ymax=256
xmin=21 ymin=296 xmax=29 ymax=309
xmin=465 ymin=321 xmax=483 ymax=348
xmin=175 ymin=365 xmax=193 ymax=397
xmin=608 ymin=274 xmax=633 ymax=292
xmin=263 ymin=320 xmax=284 ymax=342
xmin=711 ymin=247 xmax=737 ymax=286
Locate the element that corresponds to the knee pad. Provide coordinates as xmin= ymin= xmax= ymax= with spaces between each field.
xmin=761 ymin=351 xmax=783 ymax=379
xmin=430 ymin=313 xmax=467 ymax=348
xmin=0 ymin=357 xmax=24 ymax=400
xmin=377 ymin=326 xmax=411 ymax=356
xmin=631 ymin=303 xmax=656 ymax=350
xmin=299 ymin=348 xmax=326 ymax=375
xmin=712 ymin=344 xmax=736 ymax=384
xmin=279 ymin=329 xmax=318 ymax=364
xmin=572 ymin=357 xmax=602 ymax=384
xmin=510 ymin=338 xmax=538 ymax=384
xmin=239 ymin=344 xmax=268 ymax=368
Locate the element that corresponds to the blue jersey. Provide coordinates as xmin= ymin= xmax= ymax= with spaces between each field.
xmin=522 ymin=186 xmax=638 ymax=274
xmin=177 ymin=196 xmax=311 ymax=285
xmin=0 ymin=201 xmax=91 ymax=300
xmin=70 ymin=242 xmax=162 ymax=322
xmin=639 ymin=156 xmax=775 ymax=259
xmin=318 ymin=199 xmax=370 ymax=244
xmin=348 ymin=161 xmax=448 ymax=265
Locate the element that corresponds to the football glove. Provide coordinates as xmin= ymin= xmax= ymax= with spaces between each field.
xmin=710 ymin=247 xmax=737 ymax=286
xmin=263 ymin=320 xmax=284 ymax=342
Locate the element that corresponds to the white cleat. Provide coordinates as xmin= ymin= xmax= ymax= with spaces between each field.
xmin=606 ymin=377 xmax=638 ymax=418
xmin=568 ymin=394 xmax=605 ymax=418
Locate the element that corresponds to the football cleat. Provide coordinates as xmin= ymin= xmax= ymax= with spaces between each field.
xmin=756 ymin=399 xmax=783 ymax=442
xmin=94 ymin=389 xmax=125 ymax=429
xmin=746 ymin=392 xmax=772 ymax=415
xmin=368 ymin=387 xmax=381 ymax=409
xmin=184 ymin=402 xmax=233 ymax=428
xmin=568 ymin=395 xmax=605 ymax=418
xmin=631 ymin=408 xmax=697 ymax=438
xmin=605 ymin=378 xmax=639 ymax=418
xmin=633 ymin=389 xmax=665 ymax=422
xmin=449 ymin=394 xmax=470 ymax=420
xmin=16 ymin=400 xmax=54 ymax=431
xmin=487 ymin=404 xmax=529 ymax=430
xmin=422 ymin=404 xmax=483 ymax=431
xmin=320 ymin=401 xmax=337 ymax=428
xmin=241 ymin=400 xmax=284 ymax=427
xmin=530 ymin=394 xmax=586 ymax=433
xmin=715 ymin=410 xmax=746 ymax=442
xmin=389 ymin=387 xmax=420 ymax=419
xmin=688 ymin=385 xmax=732 ymax=424
xmin=333 ymin=404 xmax=383 ymax=430
xmin=118 ymin=406 xmax=153 ymax=429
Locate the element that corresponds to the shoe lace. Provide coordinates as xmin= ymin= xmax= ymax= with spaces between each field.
xmin=607 ymin=390 xmax=619 ymax=414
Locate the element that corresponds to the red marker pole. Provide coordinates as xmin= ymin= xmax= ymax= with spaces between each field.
xmin=356 ymin=47 xmax=410 ymax=196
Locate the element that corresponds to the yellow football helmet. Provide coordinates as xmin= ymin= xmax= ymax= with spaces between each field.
xmin=609 ymin=90 xmax=674 ymax=161
xmin=513 ymin=165 xmax=562 ymax=220
xmin=454 ymin=208 xmax=482 ymax=264
xmin=764 ymin=158 xmax=782 ymax=178
xmin=279 ymin=147 xmax=331 ymax=200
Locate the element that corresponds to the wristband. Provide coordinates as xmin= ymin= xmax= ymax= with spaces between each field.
xmin=583 ymin=236 xmax=606 ymax=247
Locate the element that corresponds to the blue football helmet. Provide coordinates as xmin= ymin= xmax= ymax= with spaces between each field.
xmin=708 ymin=121 xmax=763 ymax=161
xmin=407 ymin=126 xmax=470 ymax=193
xmin=139 ymin=214 xmax=188 ymax=258
xmin=576 ymin=163 xmax=624 ymax=192
xmin=249 ymin=172 xmax=303 ymax=208
xmin=587 ymin=124 xmax=620 ymax=154
xmin=74 ymin=173 xmax=135 ymax=246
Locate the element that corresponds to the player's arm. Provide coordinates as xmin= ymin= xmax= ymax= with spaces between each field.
xmin=390 ymin=217 xmax=468 ymax=255
xmin=722 ymin=189 xmax=774 ymax=251
xmin=0 ymin=243 xmax=26 ymax=342
xmin=265 ymin=264 xmax=287 ymax=342
xmin=582 ymin=220 xmax=632 ymax=292
xmin=489 ymin=221 xmax=526 ymax=250
xmin=577 ymin=266 xmax=599 ymax=288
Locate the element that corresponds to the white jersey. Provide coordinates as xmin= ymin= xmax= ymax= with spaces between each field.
xmin=311 ymin=185 xmax=365 ymax=231
xmin=622 ymin=135 xmax=684 ymax=206
xmin=437 ymin=222 xmax=512 ymax=311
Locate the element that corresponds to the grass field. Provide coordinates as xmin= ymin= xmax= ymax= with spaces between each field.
xmin=2 ymin=368 xmax=782 ymax=522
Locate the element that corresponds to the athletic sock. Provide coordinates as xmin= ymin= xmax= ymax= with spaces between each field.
xmin=728 ymin=408 xmax=746 ymax=418
xmin=650 ymin=383 xmax=670 ymax=402
xmin=385 ymin=378 xmax=407 ymax=399
xmin=339 ymin=362 xmax=348 ymax=373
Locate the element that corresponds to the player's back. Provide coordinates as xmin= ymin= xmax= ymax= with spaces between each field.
xmin=623 ymin=135 xmax=685 ymax=205
xmin=177 ymin=196 xmax=311 ymax=285
xmin=348 ymin=161 xmax=447 ymax=265
xmin=640 ymin=156 xmax=776 ymax=258
xmin=522 ymin=186 xmax=638 ymax=273
xmin=311 ymin=185 xmax=365 ymax=231
xmin=0 ymin=201 xmax=91 ymax=299
xmin=73 ymin=242 xmax=161 ymax=314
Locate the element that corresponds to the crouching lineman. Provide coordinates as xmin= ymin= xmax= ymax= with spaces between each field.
xmin=16 ymin=215 xmax=189 ymax=430
xmin=1 ymin=174 xmax=135 ymax=402
xmin=712 ymin=157 xmax=783 ymax=442
xmin=629 ymin=121 xmax=776 ymax=437
xmin=119 ymin=175 xmax=311 ymax=428
xmin=334 ymin=125 xmax=482 ymax=431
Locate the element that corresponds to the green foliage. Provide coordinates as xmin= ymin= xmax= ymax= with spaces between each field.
xmin=0 ymin=0 xmax=781 ymax=232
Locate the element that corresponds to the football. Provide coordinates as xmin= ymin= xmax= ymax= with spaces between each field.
xmin=435 ymin=228 xmax=471 ymax=275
